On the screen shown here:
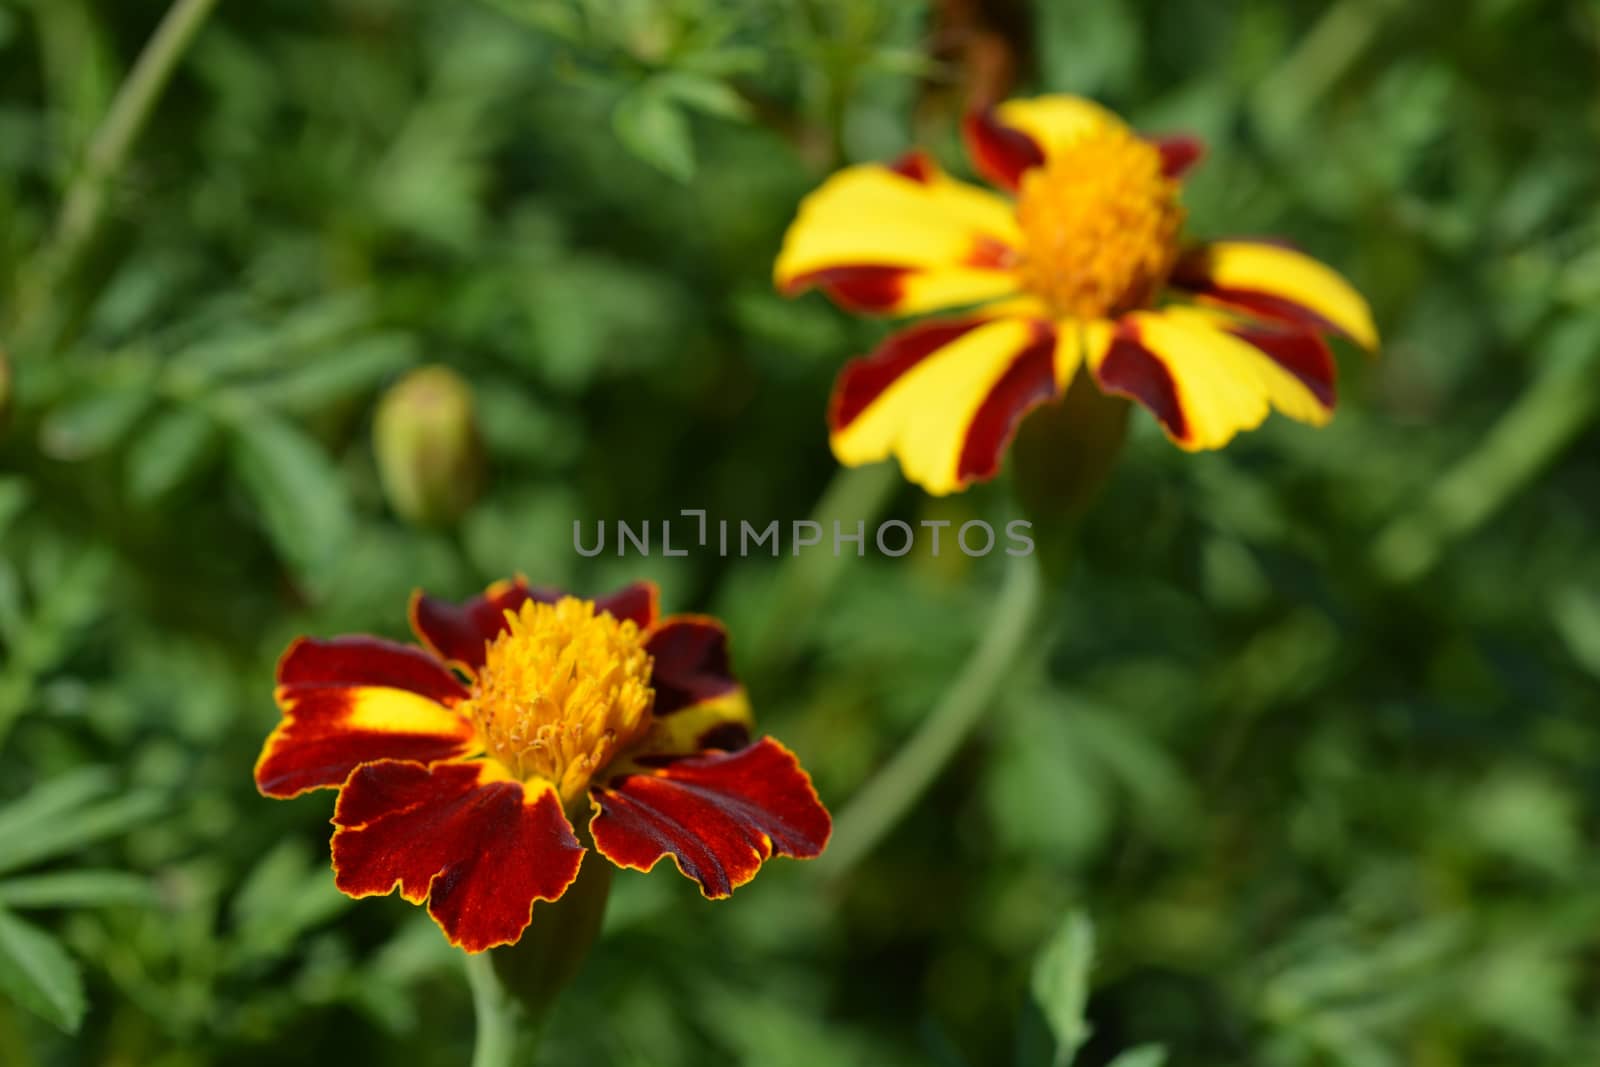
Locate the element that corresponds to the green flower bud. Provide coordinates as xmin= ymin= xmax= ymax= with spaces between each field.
xmin=1010 ymin=369 xmax=1130 ymax=579
xmin=490 ymin=849 xmax=612 ymax=1022
xmin=373 ymin=365 xmax=483 ymax=527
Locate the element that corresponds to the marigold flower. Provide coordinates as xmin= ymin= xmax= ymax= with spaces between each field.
xmin=776 ymin=94 xmax=1380 ymax=495
xmin=255 ymin=578 xmax=831 ymax=952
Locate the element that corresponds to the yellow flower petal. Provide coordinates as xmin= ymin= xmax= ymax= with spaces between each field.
xmin=1095 ymin=309 xmax=1334 ymax=451
xmin=776 ymin=154 xmax=1022 ymax=316
xmin=830 ymin=316 xmax=1057 ymax=495
xmin=1173 ymin=241 xmax=1380 ymax=351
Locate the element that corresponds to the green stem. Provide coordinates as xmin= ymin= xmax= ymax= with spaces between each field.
xmin=12 ymin=0 xmax=222 ymax=348
xmin=1371 ymin=343 xmax=1600 ymax=584
xmin=746 ymin=461 xmax=900 ymax=679
xmin=817 ymin=550 xmax=1045 ymax=880
xmin=465 ymin=951 xmax=528 ymax=1067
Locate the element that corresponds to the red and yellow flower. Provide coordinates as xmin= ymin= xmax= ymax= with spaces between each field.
xmin=255 ymin=578 xmax=831 ymax=952
xmin=776 ymin=94 xmax=1380 ymax=495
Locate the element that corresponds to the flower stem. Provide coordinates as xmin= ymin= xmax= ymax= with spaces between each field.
xmin=465 ymin=951 xmax=529 ymax=1067
xmin=747 ymin=461 xmax=901 ymax=679
xmin=818 ymin=550 xmax=1045 ymax=881
xmin=12 ymin=0 xmax=221 ymax=349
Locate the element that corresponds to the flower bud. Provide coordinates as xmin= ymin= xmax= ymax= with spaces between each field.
xmin=490 ymin=852 xmax=611 ymax=1021
xmin=373 ymin=365 xmax=483 ymax=527
xmin=1010 ymin=369 xmax=1130 ymax=579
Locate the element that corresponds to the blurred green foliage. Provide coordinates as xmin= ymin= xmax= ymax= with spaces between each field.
xmin=2 ymin=0 xmax=1600 ymax=1064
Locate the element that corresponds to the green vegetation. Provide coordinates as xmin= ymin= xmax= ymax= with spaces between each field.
xmin=2 ymin=0 xmax=1598 ymax=1063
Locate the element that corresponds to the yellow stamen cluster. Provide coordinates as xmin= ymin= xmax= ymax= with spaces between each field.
xmin=1014 ymin=125 xmax=1185 ymax=321
xmin=465 ymin=598 xmax=654 ymax=805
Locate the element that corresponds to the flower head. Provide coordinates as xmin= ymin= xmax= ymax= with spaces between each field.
xmin=776 ymin=94 xmax=1380 ymax=495
xmin=255 ymin=579 xmax=831 ymax=952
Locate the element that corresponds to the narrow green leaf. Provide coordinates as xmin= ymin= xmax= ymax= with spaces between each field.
xmin=613 ymin=86 xmax=696 ymax=181
xmin=654 ymin=72 xmax=752 ymax=121
xmin=126 ymin=406 xmax=218 ymax=503
xmin=227 ymin=841 xmax=352 ymax=963
xmin=0 ymin=906 xmax=85 ymax=1032
xmin=1106 ymin=1046 xmax=1167 ymax=1067
xmin=244 ymin=333 xmax=417 ymax=415
xmin=0 ymin=870 xmax=153 ymax=909
xmin=0 ymin=768 xmax=114 ymax=846
xmin=1032 ymin=911 xmax=1095 ymax=1067
xmin=0 ymin=790 xmax=163 ymax=876
xmin=37 ymin=384 xmax=154 ymax=461
xmin=167 ymin=292 xmax=374 ymax=384
xmin=0 ymin=478 xmax=29 ymax=539
xmin=223 ymin=407 xmax=354 ymax=588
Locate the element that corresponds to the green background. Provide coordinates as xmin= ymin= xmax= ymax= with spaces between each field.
xmin=2 ymin=0 xmax=1599 ymax=1063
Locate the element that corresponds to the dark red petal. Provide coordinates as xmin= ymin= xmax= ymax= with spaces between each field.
xmin=783 ymin=265 xmax=910 ymax=314
xmin=962 ymin=108 xmax=1044 ymax=192
xmin=1169 ymin=248 xmax=1355 ymax=342
xmin=1094 ymin=322 xmax=1190 ymax=443
xmin=955 ymin=324 xmax=1058 ymax=484
xmin=645 ymin=615 xmax=742 ymax=716
xmin=332 ymin=761 xmax=584 ymax=952
xmin=885 ymin=149 xmax=937 ymax=185
xmin=581 ymin=582 xmax=660 ymax=630
xmin=1150 ymin=134 xmax=1206 ymax=179
xmin=830 ymin=317 xmax=992 ymax=431
xmin=278 ymin=635 xmax=466 ymax=703
xmin=1226 ymin=322 xmax=1338 ymax=409
xmin=1188 ymin=288 xmax=1347 ymax=338
xmin=590 ymin=738 xmax=831 ymax=898
xmin=410 ymin=579 xmax=660 ymax=672
xmin=256 ymin=637 xmax=476 ymax=798
xmin=409 ymin=579 xmax=534 ymax=672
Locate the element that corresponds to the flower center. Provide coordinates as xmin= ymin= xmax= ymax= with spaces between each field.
xmin=465 ymin=598 xmax=654 ymax=804
xmin=1013 ymin=126 xmax=1185 ymax=321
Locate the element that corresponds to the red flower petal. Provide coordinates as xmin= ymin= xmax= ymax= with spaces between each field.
xmin=410 ymin=579 xmax=661 ymax=672
xmin=332 ymin=760 xmax=585 ymax=952
xmin=1223 ymin=321 xmax=1337 ymax=409
xmin=645 ymin=615 xmax=742 ymax=717
xmin=1150 ymin=134 xmax=1206 ymax=179
xmin=408 ymin=578 xmax=533 ymax=672
xmin=1094 ymin=321 xmax=1191 ymax=444
xmin=782 ymin=265 xmax=912 ymax=314
xmin=829 ymin=317 xmax=992 ymax=431
xmin=962 ymin=108 xmax=1045 ymax=192
xmin=955 ymin=325 xmax=1057 ymax=485
xmin=256 ymin=637 xmax=475 ymax=798
xmin=583 ymin=582 xmax=661 ymax=630
xmin=589 ymin=738 xmax=831 ymax=897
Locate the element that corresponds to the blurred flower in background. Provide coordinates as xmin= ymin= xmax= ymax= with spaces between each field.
xmin=256 ymin=577 xmax=829 ymax=952
xmin=776 ymin=93 xmax=1379 ymax=495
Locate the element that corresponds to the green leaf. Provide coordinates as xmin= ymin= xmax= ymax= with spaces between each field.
xmin=227 ymin=841 xmax=351 ymax=964
xmin=0 ymin=870 xmax=152 ymax=909
xmin=126 ymin=406 xmax=218 ymax=503
xmin=0 ymin=906 xmax=84 ymax=1032
xmin=166 ymin=292 xmax=374 ymax=384
xmin=613 ymin=85 xmax=696 ymax=181
xmin=0 ymin=478 xmax=29 ymax=540
xmin=0 ymin=790 xmax=163 ymax=876
xmin=244 ymin=333 xmax=417 ymax=415
xmin=223 ymin=406 xmax=354 ymax=588
xmin=1032 ymin=911 xmax=1095 ymax=1067
xmin=1106 ymin=1047 xmax=1167 ymax=1067
xmin=0 ymin=768 xmax=113 ymax=845
xmin=37 ymin=383 xmax=154 ymax=461
xmin=654 ymin=72 xmax=752 ymax=121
